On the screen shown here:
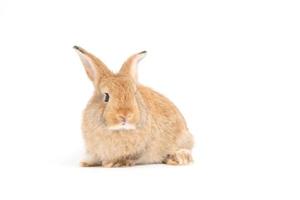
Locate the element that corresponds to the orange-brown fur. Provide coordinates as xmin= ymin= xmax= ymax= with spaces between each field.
xmin=74 ymin=46 xmax=194 ymax=167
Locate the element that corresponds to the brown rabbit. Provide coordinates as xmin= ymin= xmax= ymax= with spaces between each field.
xmin=74 ymin=46 xmax=194 ymax=167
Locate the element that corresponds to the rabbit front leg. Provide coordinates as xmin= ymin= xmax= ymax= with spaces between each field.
xmin=80 ymin=153 xmax=102 ymax=167
xmin=102 ymin=153 xmax=142 ymax=168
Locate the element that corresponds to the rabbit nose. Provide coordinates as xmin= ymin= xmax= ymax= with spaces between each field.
xmin=119 ymin=115 xmax=127 ymax=123
xmin=118 ymin=113 xmax=133 ymax=123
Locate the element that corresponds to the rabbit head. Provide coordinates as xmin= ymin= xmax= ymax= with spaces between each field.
xmin=74 ymin=46 xmax=147 ymax=131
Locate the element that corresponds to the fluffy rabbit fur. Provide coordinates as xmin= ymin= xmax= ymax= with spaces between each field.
xmin=74 ymin=46 xmax=194 ymax=167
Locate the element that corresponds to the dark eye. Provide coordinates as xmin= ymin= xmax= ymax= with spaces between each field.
xmin=103 ymin=93 xmax=110 ymax=102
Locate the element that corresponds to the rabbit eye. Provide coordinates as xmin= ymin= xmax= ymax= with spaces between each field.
xmin=104 ymin=93 xmax=110 ymax=102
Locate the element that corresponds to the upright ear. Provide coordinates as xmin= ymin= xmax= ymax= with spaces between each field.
xmin=119 ymin=51 xmax=147 ymax=82
xmin=73 ymin=46 xmax=113 ymax=82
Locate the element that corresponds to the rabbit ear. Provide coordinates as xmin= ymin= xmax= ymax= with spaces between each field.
xmin=119 ymin=51 xmax=147 ymax=81
xmin=73 ymin=46 xmax=113 ymax=82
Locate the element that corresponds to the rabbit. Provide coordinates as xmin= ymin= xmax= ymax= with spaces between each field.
xmin=73 ymin=46 xmax=194 ymax=167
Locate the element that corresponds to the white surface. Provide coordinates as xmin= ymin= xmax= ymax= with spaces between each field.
xmin=0 ymin=0 xmax=299 ymax=199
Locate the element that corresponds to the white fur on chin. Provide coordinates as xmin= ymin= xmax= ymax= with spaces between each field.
xmin=108 ymin=123 xmax=136 ymax=131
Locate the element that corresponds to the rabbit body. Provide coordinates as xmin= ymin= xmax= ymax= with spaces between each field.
xmin=74 ymin=46 xmax=193 ymax=167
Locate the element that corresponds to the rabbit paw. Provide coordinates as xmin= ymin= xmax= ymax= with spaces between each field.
xmin=102 ymin=159 xmax=136 ymax=168
xmin=163 ymin=149 xmax=193 ymax=165
xmin=80 ymin=154 xmax=102 ymax=167
xmin=80 ymin=161 xmax=102 ymax=167
xmin=102 ymin=153 xmax=142 ymax=168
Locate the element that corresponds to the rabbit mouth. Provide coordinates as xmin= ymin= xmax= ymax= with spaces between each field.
xmin=108 ymin=123 xmax=136 ymax=131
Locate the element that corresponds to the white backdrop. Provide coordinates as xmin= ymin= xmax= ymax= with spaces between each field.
xmin=0 ymin=0 xmax=299 ymax=199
